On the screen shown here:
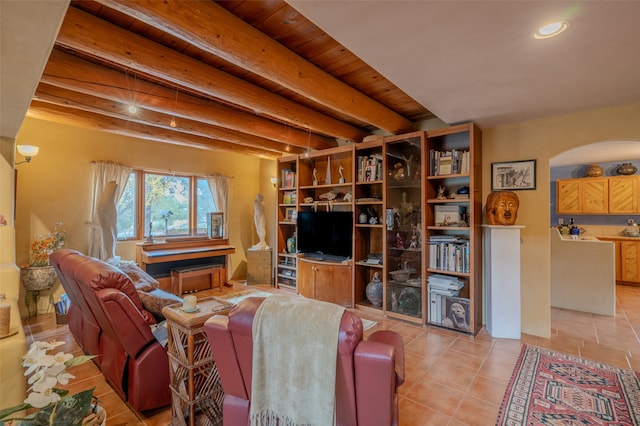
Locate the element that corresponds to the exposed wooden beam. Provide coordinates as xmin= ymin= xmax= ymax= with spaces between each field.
xmin=28 ymin=101 xmax=281 ymax=158
xmin=96 ymin=0 xmax=415 ymax=135
xmin=56 ymin=6 xmax=369 ymax=142
xmin=42 ymin=49 xmax=332 ymax=151
xmin=35 ymin=83 xmax=305 ymax=156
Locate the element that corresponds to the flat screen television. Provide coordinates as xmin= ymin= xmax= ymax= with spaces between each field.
xmin=296 ymin=210 xmax=353 ymax=260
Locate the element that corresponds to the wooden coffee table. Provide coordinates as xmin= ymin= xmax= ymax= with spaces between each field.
xmin=162 ymin=296 xmax=234 ymax=426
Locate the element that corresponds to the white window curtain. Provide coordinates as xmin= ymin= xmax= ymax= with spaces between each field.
xmin=207 ymin=174 xmax=230 ymax=238
xmin=207 ymin=174 xmax=231 ymax=280
xmin=87 ymin=161 xmax=132 ymax=259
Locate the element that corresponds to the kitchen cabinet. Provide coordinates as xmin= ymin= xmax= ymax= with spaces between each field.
xmin=298 ymin=258 xmax=352 ymax=306
xmin=556 ymin=179 xmax=582 ymax=214
xmin=557 ymin=178 xmax=608 ymax=214
xmin=598 ymin=236 xmax=640 ymax=285
xmin=609 ymin=176 xmax=638 ymax=213
xmin=556 ymin=176 xmax=640 ymax=214
xmin=621 ymin=240 xmax=640 ymax=283
xmin=582 ymin=178 xmax=608 ymax=213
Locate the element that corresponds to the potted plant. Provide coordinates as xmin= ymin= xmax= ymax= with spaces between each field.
xmin=0 ymin=340 xmax=104 ymax=425
xmin=20 ymin=222 xmax=67 ymax=292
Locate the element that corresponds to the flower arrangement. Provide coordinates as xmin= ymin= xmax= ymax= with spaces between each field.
xmin=27 ymin=222 xmax=67 ymax=267
xmin=0 ymin=340 xmax=102 ymax=426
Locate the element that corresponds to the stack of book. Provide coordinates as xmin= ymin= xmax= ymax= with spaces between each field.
xmin=428 ymin=236 xmax=470 ymax=273
xmin=428 ymin=274 xmax=463 ymax=324
xmin=429 ymin=149 xmax=470 ymax=176
xmin=357 ymin=154 xmax=383 ymax=182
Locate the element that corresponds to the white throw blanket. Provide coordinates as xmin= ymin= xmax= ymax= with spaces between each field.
xmin=250 ymin=295 xmax=345 ymax=426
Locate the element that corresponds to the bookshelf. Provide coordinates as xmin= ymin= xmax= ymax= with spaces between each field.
xmin=276 ymin=155 xmax=299 ymax=291
xmin=354 ymin=140 xmax=385 ymax=311
xmin=424 ymin=122 xmax=482 ymax=335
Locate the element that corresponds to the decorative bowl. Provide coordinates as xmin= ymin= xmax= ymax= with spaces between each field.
xmin=390 ymin=269 xmax=410 ymax=283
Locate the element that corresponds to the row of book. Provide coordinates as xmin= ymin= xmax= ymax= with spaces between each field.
xmin=429 ymin=149 xmax=470 ymax=176
xmin=282 ymin=191 xmax=297 ymax=205
xmin=357 ymin=154 xmax=383 ymax=182
xmin=428 ymin=292 xmax=471 ymax=331
xmin=428 ymin=236 xmax=470 ymax=273
xmin=281 ymin=169 xmax=296 ymax=188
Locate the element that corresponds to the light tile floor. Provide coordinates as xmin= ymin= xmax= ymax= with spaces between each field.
xmin=21 ymin=283 xmax=640 ymax=425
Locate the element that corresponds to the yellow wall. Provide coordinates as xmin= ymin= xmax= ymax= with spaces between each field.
xmin=483 ymin=102 xmax=640 ymax=337
xmin=11 ymin=103 xmax=640 ymax=334
xmin=14 ymin=117 xmax=277 ymax=314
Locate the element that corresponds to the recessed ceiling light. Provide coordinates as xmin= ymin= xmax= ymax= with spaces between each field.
xmin=534 ymin=21 xmax=568 ymax=39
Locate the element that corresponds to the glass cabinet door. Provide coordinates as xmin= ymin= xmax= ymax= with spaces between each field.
xmin=383 ymin=132 xmax=425 ymax=322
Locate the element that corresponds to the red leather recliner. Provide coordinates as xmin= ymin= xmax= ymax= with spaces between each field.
xmin=50 ymin=249 xmax=171 ymax=412
xmin=204 ymin=297 xmax=405 ymax=426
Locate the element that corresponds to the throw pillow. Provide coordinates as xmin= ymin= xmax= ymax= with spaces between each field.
xmin=118 ymin=261 xmax=160 ymax=292
xmin=137 ymin=289 xmax=183 ymax=322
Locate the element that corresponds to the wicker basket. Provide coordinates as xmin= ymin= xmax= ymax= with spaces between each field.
xmin=55 ymin=312 xmax=68 ymax=325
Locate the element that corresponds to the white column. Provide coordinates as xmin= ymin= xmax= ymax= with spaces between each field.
xmin=483 ymin=225 xmax=524 ymax=339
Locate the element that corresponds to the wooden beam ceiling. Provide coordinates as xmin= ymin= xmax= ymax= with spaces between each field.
xmin=29 ymin=0 xmax=434 ymax=158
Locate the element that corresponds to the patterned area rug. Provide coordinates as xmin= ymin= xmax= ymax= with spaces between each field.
xmin=497 ymin=344 xmax=640 ymax=425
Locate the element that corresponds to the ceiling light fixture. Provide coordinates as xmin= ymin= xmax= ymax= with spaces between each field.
xmin=534 ymin=21 xmax=569 ymax=39
xmin=169 ymin=87 xmax=179 ymax=128
xmin=15 ymin=144 xmax=39 ymax=164
xmin=127 ymin=104 xmax=138 ymax=114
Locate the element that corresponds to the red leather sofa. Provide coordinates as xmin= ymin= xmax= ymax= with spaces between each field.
xmin=50 ymin=249 xmax=171 ymax=412
xmin=204 ymin=297 xmax=405 ymax=426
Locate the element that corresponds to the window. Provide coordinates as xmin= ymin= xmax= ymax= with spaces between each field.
xmin=116 ymin=173 xmax=137 ymax=240
xmin=116 ymin=171 xmax=217 ymax=240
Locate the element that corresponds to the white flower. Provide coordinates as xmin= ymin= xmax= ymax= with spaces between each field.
xmin=32 ymin=374 xmax=57 ymax=393
xmin=51 ymin=351 xmax=73 ymax=365
xmin=24 ymin=388 xmax=61 ymax=408
xmin=56 ymin=371 xmax=76 ymax=386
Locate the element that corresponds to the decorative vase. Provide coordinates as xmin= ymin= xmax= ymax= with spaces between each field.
xmin=617 ymin=163 xmax=637 ymax=176
xmin=20 ymin=266 xmax=57 ymax=291
xmin=585 ymin=163 xmax=603 ymax=177
xmin=286 ymin=233 xmax=296 ymax=254
xmin=366 ymin=272 xmax=383 ymax=307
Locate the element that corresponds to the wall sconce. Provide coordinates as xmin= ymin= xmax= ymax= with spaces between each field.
xmin=270 ymin=177 xmax=278 ymax=188
xmin=15 ymin=145 xmax=39 ymax=164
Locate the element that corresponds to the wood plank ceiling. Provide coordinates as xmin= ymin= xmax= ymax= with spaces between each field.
xmin=30 ymin=0 xmax=434 ymax=159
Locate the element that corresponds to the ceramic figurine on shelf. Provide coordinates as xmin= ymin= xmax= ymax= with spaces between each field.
xmin=395 ymin=232 xmax=404 ymax=249
xmin=338 ymin=165 xmax=345 ymax=184
xmin=365 ymin=272 xmax=383 ymax=307
xmin=313 ymin=168 xmax=318 ymax=186
xmin=393 ymin=162 xmax=405 ymax=180
xmin=486 ymin=191 xmax=519 ymax=225
xmin=437 ymin=185 xmax=447 ymax=199
xmin=325 ymin=156 xmax=332 ymax=184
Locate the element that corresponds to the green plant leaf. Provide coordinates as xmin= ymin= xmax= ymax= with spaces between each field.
xmin=15 ymin=389 xmax=95 ymax=426
xmin=64 ymin=355 xmax=96 ymax=368
xmin=0 ymin=403 xmax=32 ymax=420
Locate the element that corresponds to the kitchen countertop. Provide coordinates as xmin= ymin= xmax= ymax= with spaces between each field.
xmin=596 ymin=235 xmax=640 ymax=241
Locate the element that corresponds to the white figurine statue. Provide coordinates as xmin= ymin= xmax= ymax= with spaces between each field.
xmin=339 ymin=165 xmax=345 ymax=184
xmin=251 ymin=193 xmax=270 ymax=250
xmin=313 ymin=168 xmax=318 ymax=186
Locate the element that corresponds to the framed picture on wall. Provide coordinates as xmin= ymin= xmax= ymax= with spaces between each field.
xmin=207 ymin=212 xmax=224 ymax=239
xmin=491 ymin=159 xmax=536 ymax=190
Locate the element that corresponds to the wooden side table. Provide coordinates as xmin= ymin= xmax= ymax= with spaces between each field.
xmin=162 ymin=296 xmax=234 ymax=426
